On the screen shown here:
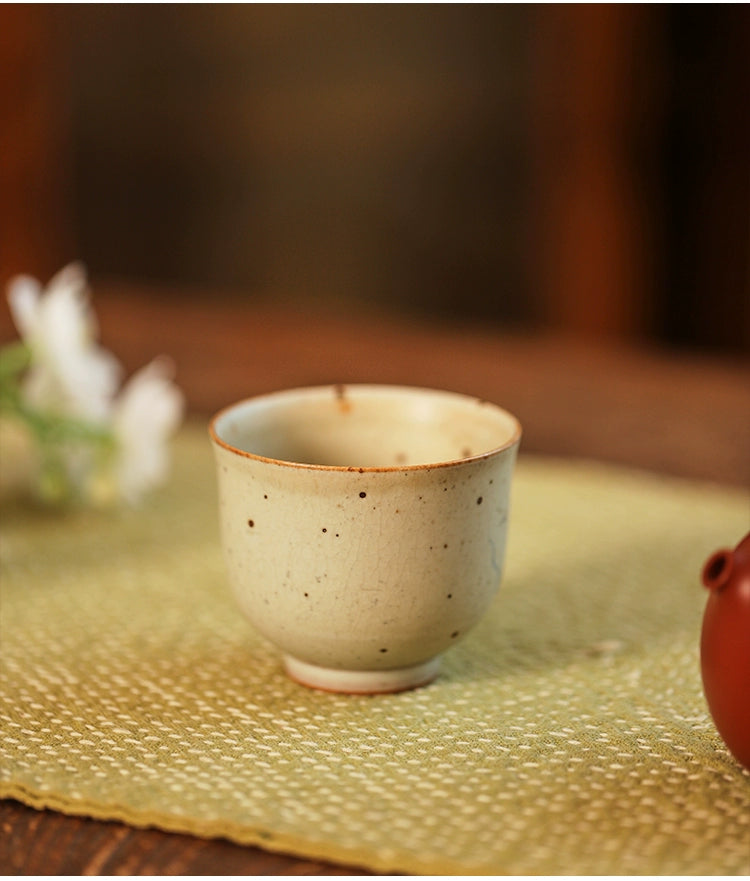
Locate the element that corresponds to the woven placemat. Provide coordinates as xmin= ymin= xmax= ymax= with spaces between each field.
xmin=1 ymin=423 xmax=749 ymax=875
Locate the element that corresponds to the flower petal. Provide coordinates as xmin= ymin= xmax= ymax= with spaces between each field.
xmin=7 ymin=275 xmax=42 ymax=340
xmin=10 ymin=264 xmax=122 ymax=422
xmin=113 ymin=357 xmax=184 ymax=503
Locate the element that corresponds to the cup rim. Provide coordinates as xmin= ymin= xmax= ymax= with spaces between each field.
xmin=208 ymin=383 xmax=522 ymax=473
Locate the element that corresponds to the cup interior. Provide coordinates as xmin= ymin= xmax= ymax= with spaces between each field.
xmin=210 ymin=385 xmax=520 ymax=469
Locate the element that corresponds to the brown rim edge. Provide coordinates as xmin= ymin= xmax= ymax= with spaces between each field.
xmin=207 ymin=384 xmax=522 ymax=473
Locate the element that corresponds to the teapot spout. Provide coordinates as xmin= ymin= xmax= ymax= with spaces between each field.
xmin=702 ymin=549 xmax=734 ymax=591
xmin=702 ymin=532 xmax=750 ymax=592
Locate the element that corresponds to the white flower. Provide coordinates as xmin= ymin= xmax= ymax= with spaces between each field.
xmin=7 ymin=263 xmax=121 ymax=423
xmin=112 ymin=357 xmax=184 ymax=504
xmin=3 ymin=263 xmax=184 ymax=507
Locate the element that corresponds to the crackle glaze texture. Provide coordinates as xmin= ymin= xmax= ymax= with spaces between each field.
xmin=210 ymin=385 xmax=520 ymax=691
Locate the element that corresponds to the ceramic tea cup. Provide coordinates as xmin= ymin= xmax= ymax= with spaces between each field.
xmin=209 ymin=384 xmax=521 ymax=694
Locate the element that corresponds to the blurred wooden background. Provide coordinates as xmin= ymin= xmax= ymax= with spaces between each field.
xmin=1 ymin=5 xmax=748 ymax=352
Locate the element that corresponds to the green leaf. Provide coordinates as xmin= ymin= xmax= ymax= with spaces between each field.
xmin=0 ymin=342 xmax=31 ymax=380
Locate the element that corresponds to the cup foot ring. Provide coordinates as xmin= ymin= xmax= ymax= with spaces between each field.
xmin=282 ymin=655 xmax=441 ymax=694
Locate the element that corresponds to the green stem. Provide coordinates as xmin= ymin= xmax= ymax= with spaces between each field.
xmin=0 ymin=341 xmax=32 ymax=381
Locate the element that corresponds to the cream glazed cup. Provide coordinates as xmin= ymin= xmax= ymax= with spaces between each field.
xmin=209 ymin=384 xmax=521 ymax=694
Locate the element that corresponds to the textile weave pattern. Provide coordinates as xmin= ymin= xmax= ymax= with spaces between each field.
xmin=1 ymin=425 xmax=749 ymax=874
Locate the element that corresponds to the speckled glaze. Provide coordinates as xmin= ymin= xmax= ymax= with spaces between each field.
xmin=209 ymin=384 xmax=521 ymax=693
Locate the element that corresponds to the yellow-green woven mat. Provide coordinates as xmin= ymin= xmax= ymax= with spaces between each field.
xmin=2 ymin=424 xmax=749 ymax=875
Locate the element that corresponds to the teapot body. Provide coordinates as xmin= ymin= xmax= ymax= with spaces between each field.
xmin=700 ymin=531 xmax=750 ymax=771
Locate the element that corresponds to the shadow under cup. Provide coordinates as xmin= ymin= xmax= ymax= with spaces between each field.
xmin=209 ymin=385 xmax=521 ymax=693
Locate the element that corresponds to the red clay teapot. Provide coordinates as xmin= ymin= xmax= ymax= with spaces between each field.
xmin=700 ymin=531 xmax=750 ymax=770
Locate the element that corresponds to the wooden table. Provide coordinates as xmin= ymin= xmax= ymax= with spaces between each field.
xmin=2 ymin=283 xmax=748 ymax=874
